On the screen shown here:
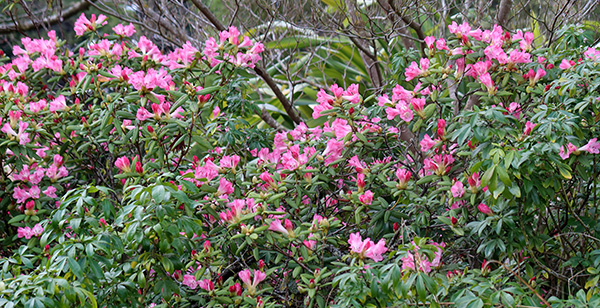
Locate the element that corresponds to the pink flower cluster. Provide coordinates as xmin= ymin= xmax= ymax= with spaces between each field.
xmin=182 ymin=275 xmax=214 ymax=291
xmin=74 ymin=13 xmax=108 ymax=36
xmin=17 ymin=224 xmax=44 ymax=239
xmin=348 ymin=232 xmax=388 ymax=262
xmin=401 ymin=241 xmax=445 ymax=273
xmin=203 ymin=26 xmax=264 ymax=68
xmin=559 ymin=138 xmax=600 ymax=159
xmin=312 ymin=84 xmax=360 ymax=119
xmin=238 ymin=268 xmax=267 ymax=295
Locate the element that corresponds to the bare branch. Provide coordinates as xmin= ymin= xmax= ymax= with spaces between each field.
xmin=496 ymin=0 xmax=513 ymax=27
xmin=0 ymin=0 xmax=93 ymax=34
xmin=190 ymin=0 xmax=303 ymax=125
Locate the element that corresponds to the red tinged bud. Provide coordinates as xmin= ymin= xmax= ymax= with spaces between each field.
xmin=546 ymin=63 xmax=554 ymax=69
xmin=135 ymin=161 xmax=143 ymax=173
xmin=25 ymin=200 xmax=35 ymax=211
xmin=544 ymin=84 xmax=552 ymax=91
xmin=203 ymin=240 xmax=211 ymax=252
xmin=478 ymin=203 xmax=493 ymax=215
xmin=393 ymin=222 xmax=399 ymax=232
xmin=348 ymin=107 xmax=355 ymax=115
xmin=259 ymin=259 xmax=266 ymax=271
xmin=451 ymin=216 xmax=458 ymax=225
xmin=0 ymin=50 xmax=4 ymax=57
xmin=173 ymin=270 xmax=181 ymax=281
xmin=229 ymin=283 xmax=242 ymax=296
xmin=147 ymin=125 xmax=154 ymax=133
xmin=191 ymin=249 xmax=197 ymax=257
xmin=555 ymin=86 xmax=561 ymax=89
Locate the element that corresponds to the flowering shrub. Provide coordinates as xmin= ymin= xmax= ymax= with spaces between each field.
xmin=1 ymin=13 xmax=600 ymax=307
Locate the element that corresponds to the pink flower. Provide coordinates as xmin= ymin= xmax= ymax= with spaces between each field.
xmin=49 ymin=95 xmax=67 ymax=112
xmin=348 ymin=155 xmax=368 ymax=174
xmin=303 ymin=239 xmax=317 ymax=250
xmin=523 ymin=121 xmax=536 ymax=136
xmin=513 ymin=30 xmax=534 ymax=51
xmin=559 ymin=143 xmax=578 ymax=160
xmin=423 ymin=154 xmax=455 ymax=176
xmin=478 ymin=72 xmax=496 ymax=95
xmin=183 ymin=274 xmax=198 ymax=289
xmin=1 ymin=121 xmax=30 ymax=145
xmin=424 ymin=36 xmax=436 ymax=49
xmin=220 ymin=155 xmax=240 ymax=169
xmin=113 ymin=23 xmax=136 ymax=37
xmin=216 ymin=178 xmax=234 ymax=196
xmin=136 ymin=107 xmax=153 ymax=121
xmin=420 ymin=134 xmax=436 ymax=152
xmin=356 ymin=173 xmax=365 ymax=191
xmin=31 ymin=224 xmax=43 ymax=236
xmin=43 ymin=186 xmax=57 ymax=198
xmin=324 ymin=118 xmax=352 ymax=140
xmin=348 ymin=232 xmax=388 ymax=262
xmin=405 ymin=58 xmax=429 ymax=81
xmin=584 ymin=48 xmax=600 ymax=61
xmin=322 ymin=139 xmax=344 ymax=165
xmin=269 ymin=218 xmax=293 ymax=237
xmin=198 ymin=279 xmax=214 ymax=291
xmin=359 ymin=190 xmax=373 ymax=205
xmin=401 ymin=241 xmax=445 ymax=273
xmin=238 ymin=269 xmax=266 ymax=295
xmin=451 ymin=181 xmax=464 ymax=198
xmin=507 ymin=50 xmax=531 ymax=65
xmin=17 ymin=224 xmax=42 ymax=239
xmin=468 ymin=172 xmax=481 ymax=193
xmin=478 ymin=203 xmax=493 ymax=215
xmin=129 ymin=68 xmax=172 ymax=92
xmin=115 ymin=156 xmax=131 ymax=172
xmin=437 ymin=119 xmax=446 ymax=139
xmin=238 ymin=269 xmax=252 ymax=286
xmin=559 ymin=59 xmax=576 ymax=70
xmin=386 ymin=102 xmax=413 ymax=122
xmin=436 ymin=38 xmax=449 ymax=51
xmin=396 ymin=168 xmax=411 ymax=189
xmin=579 ymin=138 xmax=600 ymax=154
xmin=30 ymin=99 xmax=47 ymax=113
xmin=410 ymin=98 xmax=426 ymax=118
xmin=74 ymin=13 xmax=108 ymax=36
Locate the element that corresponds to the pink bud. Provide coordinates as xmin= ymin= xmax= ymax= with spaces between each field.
xmin=25 ymin=200 xmax=35 ymax=211
xmin=478 ymin=203 xmax=493 ymax=215
xmin=284 ymin=219 xmax=293 ymax=231
xmin=203 ymin=240 xmax=211 ymax=252
xmin=393 ymin=222 xmax=399 ymax=232
xmin=135 ymin=161 xmax=143 ymax=173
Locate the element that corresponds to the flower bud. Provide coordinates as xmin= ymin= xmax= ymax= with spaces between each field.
xmin=135 ymin=161 xmax=144 ymax=174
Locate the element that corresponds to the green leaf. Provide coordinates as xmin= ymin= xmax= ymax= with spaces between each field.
xmin=68 ymin=257 xmax=83 ymax=280
xmin=481 ymin=165 xmax=496 ymax=187
xmin=495 ymin=165 xmax=511 ymax=186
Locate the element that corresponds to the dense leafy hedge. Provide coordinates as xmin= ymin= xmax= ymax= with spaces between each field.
xmin=1 ymin=13 xmax=600 ymax=308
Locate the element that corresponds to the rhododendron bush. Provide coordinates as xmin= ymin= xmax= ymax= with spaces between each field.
xmin=2 ymin=13 xmax=600 ymax=308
